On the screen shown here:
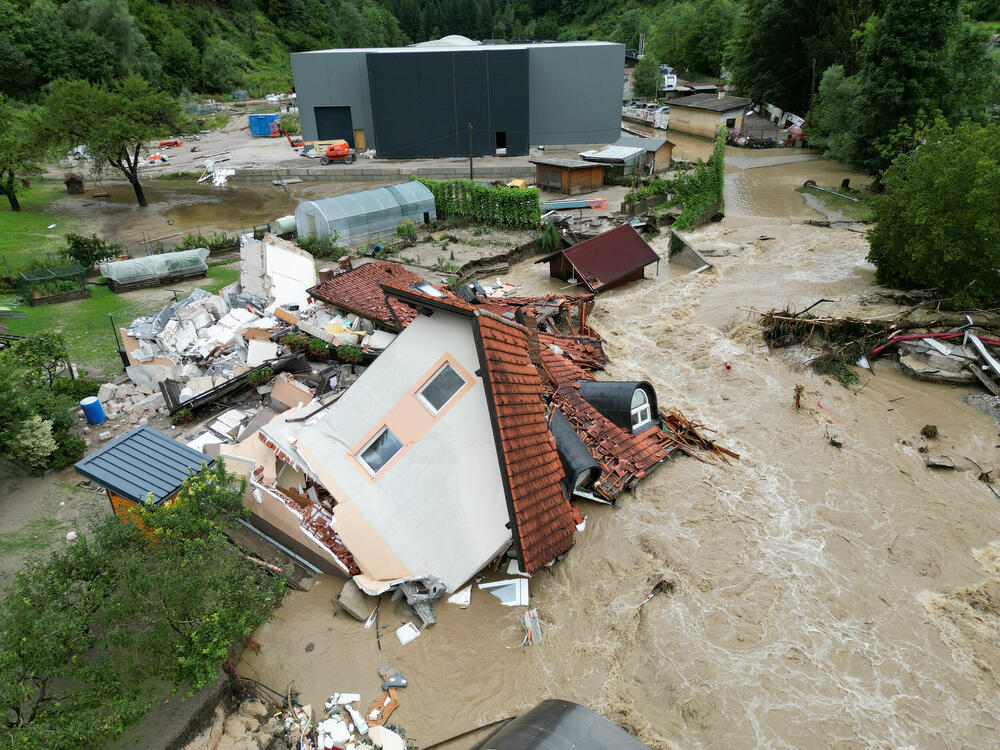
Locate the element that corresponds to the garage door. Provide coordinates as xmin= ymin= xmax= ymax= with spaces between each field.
xmin=315 ymin=106 xmax=355 ymax=146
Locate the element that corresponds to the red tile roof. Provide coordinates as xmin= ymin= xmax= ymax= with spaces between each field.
xmin=309 ymin=261 xmax=424 ymax=330
xmin=552 ymin=383 xmax=675 ymax=500
xmin=474 ymin=310 xmax=576 ymax=573
xmin=557 ymin=224 xmax=660 ymax=292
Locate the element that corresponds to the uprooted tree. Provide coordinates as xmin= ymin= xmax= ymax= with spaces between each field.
xmin=44 ymin=75 xmax=181 ymax=207
xmin=0 ymin=461 xmax=285 ymax=749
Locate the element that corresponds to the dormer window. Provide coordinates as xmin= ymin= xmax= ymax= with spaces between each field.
xmin=630 ymin=388 xmax=652 ymax=429
xmin=417 ymin=363 xmax=465 ymax=414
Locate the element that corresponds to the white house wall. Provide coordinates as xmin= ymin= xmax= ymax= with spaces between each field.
xmin=294 ymin=312 xmax=511 ymax=592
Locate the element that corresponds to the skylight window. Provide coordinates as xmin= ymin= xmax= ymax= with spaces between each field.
xmin=417 ymin=363 xmax=466 ymax=414
xmin=412 ymin=281 xmax=446 ymax=298
xmin=359 ymin=427 xmax=403 ymax=475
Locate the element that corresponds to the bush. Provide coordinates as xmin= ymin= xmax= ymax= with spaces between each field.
xmin=416 ymin=178 xmax=541 ymax=229
xmin=247 ymin=366 xmax=274 ymax=387
xmin=178 ymin=231 xmax=237 ymax=253
xmin=297 ymin=233 xmax=347 ymax=259
xmin=52 ymin=376 xmax=102 ymax=401
xmin=673 ymin=133 xmax=726 ymax=230
xmin=279 ymin=111 xmax=300 ymax=135
xmin=61 ymin=233 xmax=122 ymax=269
xmin=336 ymin=344 xmax=363 ymax=363
xmin=867 ymin=119 xmax=1000 ymax=308
xmin=170 ymin=407 xmax=193 ymax=425
xmin=282 ymin=333 xmax=309 ymax=352
xmin=396 ymin=219 xmax=417 ymax=244
xmin=624 ymin=177 xmax=672 ymax=204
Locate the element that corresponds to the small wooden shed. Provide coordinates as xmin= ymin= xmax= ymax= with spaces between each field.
xmin=614 ymin=136 xmax=675 ymax=173
xmin=537 ymin=224 xmax=660 ymax=293
xmin=75 ymin=426 xmax=212 ymax=519
xmin=529 ymin=157 xmax=604 ymax=195
xmin=64 ymin=173 xmax=84 ymax=194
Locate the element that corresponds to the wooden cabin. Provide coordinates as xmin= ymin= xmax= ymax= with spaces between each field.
xmin=529 ymin=158 xmax=605 ymax=195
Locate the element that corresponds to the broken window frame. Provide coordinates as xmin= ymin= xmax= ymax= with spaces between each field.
xmin=358 ymin=426 xmax=404 ymax=475
xmin=415 ymin=362 xmax=466 ymax=415
xmin=630 ymin=388 xmax=652 ymax=430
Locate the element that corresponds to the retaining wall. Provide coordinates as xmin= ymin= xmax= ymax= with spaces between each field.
xmin=231 ymin=164 xmax=533 ymax=184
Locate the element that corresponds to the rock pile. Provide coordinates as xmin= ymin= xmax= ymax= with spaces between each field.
xmin=185 ymin=699 xmax=287 ymax=750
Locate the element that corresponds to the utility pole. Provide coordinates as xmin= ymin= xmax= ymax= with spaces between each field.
xmin=467 ymin=123 xmax=473 ymax=181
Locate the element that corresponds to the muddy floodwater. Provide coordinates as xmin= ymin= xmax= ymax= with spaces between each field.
xmin=239 ymin=151 xmax=1000 ymax=748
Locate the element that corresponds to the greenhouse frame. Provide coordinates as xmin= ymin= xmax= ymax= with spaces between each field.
xmin=295 ymin=182 xmax=436 ymax=246
xmin=19 ymin=265 xmax=89 ymax=306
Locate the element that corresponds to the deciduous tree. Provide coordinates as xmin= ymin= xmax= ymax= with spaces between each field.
xmin=45 ymin=75 xmax=181 ymax=207
xmin=0 ymin=99 xmax=44 ymax=212
xmin=867 ymin=119 xmax=1000 ymax=308
xmin=633 ymin=54 xmax=662 ymax=100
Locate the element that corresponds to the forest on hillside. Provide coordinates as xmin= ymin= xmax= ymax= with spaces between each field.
xmin=1 ymin=0 xmax=996 ymax=100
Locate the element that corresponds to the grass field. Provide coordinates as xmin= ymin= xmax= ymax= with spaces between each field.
xmin=5 ymin=265 xmax=240 ymax=379
xmin=0 ymin=181 xmax=81 ymax=276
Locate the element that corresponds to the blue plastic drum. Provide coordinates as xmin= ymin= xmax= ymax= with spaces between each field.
xmin=80 ymin=396 xmax=106 ymax=425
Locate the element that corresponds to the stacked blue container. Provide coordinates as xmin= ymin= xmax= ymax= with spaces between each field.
xmin=248 ymin=113 xmax=281 ymax=137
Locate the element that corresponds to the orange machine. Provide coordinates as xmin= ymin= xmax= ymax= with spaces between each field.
xmin=320 ymin=140 xmax=356 ymax=165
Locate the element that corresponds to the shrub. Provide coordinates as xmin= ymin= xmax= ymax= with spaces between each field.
xmin=624 ymin=177 xmax=672 ymax=204
xmin=297 ymin=233 xmax=347 ymax=259
xmin=336 ymin=344 xmax=363 ymax=364
xmin=416 ymin=178 xmax=541 ymax=229
xmin=539 ymin=223 xmax=561 ymax=252
xmin=673 ymin=133 xmax=726 ymax=230
xmin=247 ymin=366 xmax=274 ymax=387
xmin=10 ymin=415 xmax=58 ymax=473
xmin=396 ymin=219 xmax=417 ymax=244
xmin=62 ymin=233 xmax=122 ymax=268
xmin=52 ymin=376 xmax=102 ymax=401
xmin=170 ymin=407 xmax=194 ymax=425
xmin=279 ymin=111 xmax=300 ymax=135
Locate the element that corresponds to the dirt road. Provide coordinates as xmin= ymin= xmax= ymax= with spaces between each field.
xmin=237 ymin=148 xmax=1000 ymax=748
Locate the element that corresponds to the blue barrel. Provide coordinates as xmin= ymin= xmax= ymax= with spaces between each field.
xmin=80 ymin=396 xmax=106 ymax=425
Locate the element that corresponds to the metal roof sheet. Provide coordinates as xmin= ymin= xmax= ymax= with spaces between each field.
xmin=560 ymin=224 xmax=660 ymax=291
xmin=75 ymin=426 xmax=212 ymax=505
xmin=669 ymin=93 xmax=752 ymax=112
xmin=529 ymin=157 xmax=600 ymax=169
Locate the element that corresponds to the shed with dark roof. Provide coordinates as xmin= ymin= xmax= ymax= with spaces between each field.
xmin=75 ymin=426 xmax=212 ymax=517
xmin=537 ymin=224 xmax=660 ymax=293
xmin=668 ymin=93 xmax=752 ymax=138
xmin=613 ymin=136 xmax=675 ymax=173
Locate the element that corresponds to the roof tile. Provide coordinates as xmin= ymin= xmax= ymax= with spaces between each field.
xmin=309 ymin=261 xmax=424 ymax=329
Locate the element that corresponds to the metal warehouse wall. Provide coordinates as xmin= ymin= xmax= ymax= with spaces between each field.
xmin=528 ymin=43 xmax=625 ymax=146
xmin=291 ymin=50 xmax=373 ymax=144
xmin=366 ymin=49 xmax=530 ymax=159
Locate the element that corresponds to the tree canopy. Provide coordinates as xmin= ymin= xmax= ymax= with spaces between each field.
xmin=45 ymin=76 xmax=182 ymax=207
xmin=0 ymin=461 xmax=285 ymax=749
xmin=867 ymin=119 xmax=1000 ymax=308
xmin=647 ymin=0 xmax=737 ymax=78
xmin=633 ymin=55 xmax=662 ymax=100
xmin=0 ymin=98 xmax=45 ymax=212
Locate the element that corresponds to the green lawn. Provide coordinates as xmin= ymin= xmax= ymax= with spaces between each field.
xmin=6 ymin=265 xmax=240 ymax=379
xmin=0 ymin=181 xmax=81 ymax=276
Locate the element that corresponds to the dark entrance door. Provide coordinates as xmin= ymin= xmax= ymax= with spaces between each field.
xmin=495 ymin=131 xmax=507 ymax=151
xmin=315 ymin=106 xmax=355 ymax=146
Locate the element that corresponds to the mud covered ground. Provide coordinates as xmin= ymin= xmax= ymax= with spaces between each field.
xmin=238 ymin=148 xmax=1000 ymax=748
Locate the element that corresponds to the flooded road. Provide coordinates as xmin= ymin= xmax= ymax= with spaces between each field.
xmin=239 ymin=153 xmax=1000 ymax=748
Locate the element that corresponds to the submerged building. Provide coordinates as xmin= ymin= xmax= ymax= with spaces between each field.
xmin=291 ymin=36 xmax=624 ymax=158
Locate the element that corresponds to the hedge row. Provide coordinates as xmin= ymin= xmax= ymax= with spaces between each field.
xmin=417 ymin=178 xmax=541 ymax=229
xmin=673 ymin=133 xmax=726 ymax=230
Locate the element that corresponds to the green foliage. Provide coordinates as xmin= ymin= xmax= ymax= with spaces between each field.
xmin=632 ymin=55 xmax=662 ymax=100
xmin=279 ymin=111 xmax=300 ymax=135
xmin=51 ymin=376 xmax=102 ymax=401
xmin=0 ymin=98 xmax=45 ymax=212
xmin=306 ymin=338 xmax=330 ymax=358
xmin=810 ymin=0 xmax=997 ymax=175
xmin=539 ymin=223 xmax=561 ymax=252
xmin=282 ymin=333 xmax=309 ymax=352
xmin=2 ymin=331 xmax=69 ymax=387
xmin=730 ymin=0 xmax=878 ymax=114
xmin=336 ymin=344 xmax=363 ymax=363
xmin=170 ymin=406 xmax=194 ymax=425
xmin=62 ymin=232 xmax=122 ymax=269
xmin=417 ymin=179 xmax=541 ymax=230
xmin=297 ymin=233 xmax=347 ymax=259
xmin=866 ymin=119 xmax=1000 ymax=308
xmin=247 ymin=366 xmax=274 ymax=387
xmin=673 ymin=133 xmax=726 ymax=230
xmin=45 ymin=75 xmax=182 ymax=207
xmin=647 ymin=0 xmax=736 ymax=78
xmin=624 ymin=177 xmax=671 ymax=204
xmin=10 ymin=415 xmax=59 ymax=472
xmin=396 ymin=219 xmax=417 ymax=244
xmin=0 ymin=461 xmax=284 ymax=748
xmin=178 ymin=230 xmax=238 ymax=253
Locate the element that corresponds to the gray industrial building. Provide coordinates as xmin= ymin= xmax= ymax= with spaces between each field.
xmin=290 ymin=36 xmax=624 ymax=159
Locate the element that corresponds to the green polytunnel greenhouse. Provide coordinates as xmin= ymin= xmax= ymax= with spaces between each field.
xmin=294 ymin=182 xmax=436 ymax=246
xmin=100 ymin=248 xmax=210 ymax=292
xmin=19 ymin=265 xmax=89 ymax=305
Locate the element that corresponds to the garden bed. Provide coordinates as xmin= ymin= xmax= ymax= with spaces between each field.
xmin=28 ymin=288 xmax=91 ymax=306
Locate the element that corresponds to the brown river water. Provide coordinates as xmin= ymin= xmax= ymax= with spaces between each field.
xmin=238 ymin=144 xmax=1000 ymax=748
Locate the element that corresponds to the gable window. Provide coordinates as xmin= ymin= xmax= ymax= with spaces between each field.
xmin=631 ymin=388 xmax=652 ymax=430
xmin=417 ymin=363 xmax=465 ymax=414
xmin=359 ymin=427 xmax=403 ymax=475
